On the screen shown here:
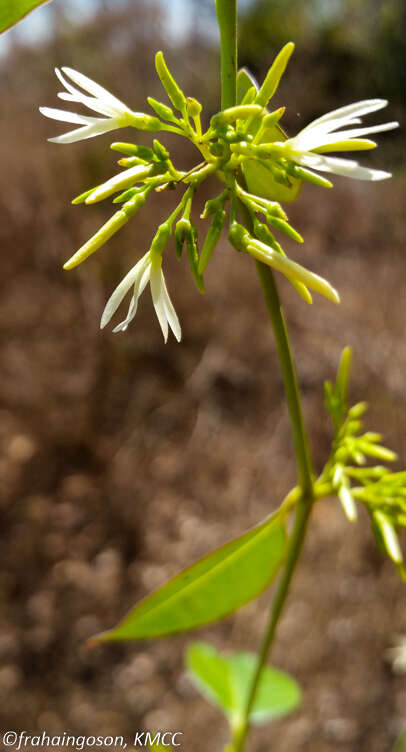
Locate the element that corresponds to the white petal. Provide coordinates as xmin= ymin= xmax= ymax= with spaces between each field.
xmin=112 ymin=265 xmax=151 ymax=332
xmin=161 ymin=276 xmax=181 ymax=342
xmin=100 ymin=255 xmax=150 ymax=329
xmin=47 ymin=118 xmax=122 ymax=144
xmin=58 ymin=91 xmax=118 ymax=118
xmin=295 ymin=117 xmax=362 ymax=145
xmin=61 ymin=67 xmax=127 ymax=112
xmin=300 ymin=99 xmax=388 ymax=134
xmin=39 ymin=106 xmax=95 ymax=126
xmin=298 ymin=152 xmax=392 ymax=180
xmin=150 ymin=263 xmax=168 ymax=342
xmin=304 ymin=121 xmax=399 ymax=151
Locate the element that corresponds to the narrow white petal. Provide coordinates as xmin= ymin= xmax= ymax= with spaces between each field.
xmin=150 ymin=264 xmax=168 ymax=342
xmin=55 ymin=67 xmax=80 ymax=97
xmin=308 ymin=121 xmax=399 ymax=150
xmin=298 ymin=152 xmax=392 ymax=180
xmin=112 ymin=265 xmax=151 ymax=332
xmin=161 ymin=276 xmax=181 ymax=342
xmin=299 ymin=99 xmax=388 ymax=134
xmin=61 ymin=67 xmax=127 ymax=112
xmin=39 ymin=106 xmax=93 ymax=126
xmin=47 ymin=118 xmax=122 ymax=144
xmin=296 ymin=117 xmax=363 ymax=144
xmin=58 ymin=91 xmax=118 ymax=118
xmin=100 ymin=255 xmax=150 ymax=329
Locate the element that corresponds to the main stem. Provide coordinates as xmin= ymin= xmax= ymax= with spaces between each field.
xmin=215 ymin=3 xmax=315 ymax=750
xmin=233 ymin=265 xmax=314 ymax=752
xmin=215 ymin=0 xmax=237 ymax=110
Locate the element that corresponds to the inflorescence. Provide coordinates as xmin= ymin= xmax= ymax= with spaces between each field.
xmin=40 ymin=44 xmax=398 ymax=341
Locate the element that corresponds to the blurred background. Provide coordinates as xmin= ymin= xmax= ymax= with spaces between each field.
xmin=0 ymin=1 xmax=405 ymax=750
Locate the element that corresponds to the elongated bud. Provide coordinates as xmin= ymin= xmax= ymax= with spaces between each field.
xmin=267 ymin=216 xmax=303 ymax=243
xmin=118 ymin=156 xmax=149 ymax=167
xmin=153 ymin=139 xmax=170 ymax=161
xmin=211 ymin=104 xmax=263 ymax=128
xmin=252 ymin=218 xmax=312 ymax=304
xmin=336 ymin=346 xmax=352 ymax=402
xmin=198 ymin=208 xmax=227 ymax=275
xmin=247 ymin=239 xmax=340 ymax=304
xmin=155 ymin=51 xmax=187 ymax=113
xmin=111 ymin=142 xmax=155 ymax=160
xmin=348 ymin=402 xmax=368 ymax=419
xmin=85 ymin=165 xmax=155 ymax=204
xmin=186 ymin=225 xmax=205 ymax=293
xmin=147 ymin=97 xmax=176 ymax=122
xmin=338 ymin=485 xmax=358 ymax=522
xmin=64 ymin=193 xmax=147 ymax=270
xmin=357 ymin=441 xmax=397 ymax=462
xmin=288 ymin=164 xmax=333 ymax=189
xmin=255 ymin=42 xmax=295 ymax=107
xmin=72 ymin=186 xmax=99 ymax=205
xmin=374 ymin=511 xmax=403 ymax=563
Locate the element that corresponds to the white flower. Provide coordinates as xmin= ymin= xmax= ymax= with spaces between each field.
xmin=100 ymin=252 xmax=181 ymax=342
xmin=278 ymin=99 xmax=399 ymax=181
xmin=40 ymin=67 xmax=134 ymax=143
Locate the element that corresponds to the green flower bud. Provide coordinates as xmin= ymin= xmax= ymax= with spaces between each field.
xmin=111 ymin=142 xmax=155 ymax=160
xmin=155 ymin=51 xmax=187 ymax=113
xmin=211 ymin=104 xmax=263 ymax=128
xmin=255 ymin=42 xmax=295 ymax=107
xmin=148 ymin=97 xmax=177 ymax=123
xmin=198 ymin=208 xmax=227 ymax=275
xmin=186 ymin=97 xmax=202 ymax=119
xmin=153 ymin=139 xmax=170 ymax=161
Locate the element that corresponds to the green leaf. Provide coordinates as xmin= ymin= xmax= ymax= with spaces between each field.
xmin=91 ymin=512 xmax=287 ymax=642
xmin=187 ymin=642 xmax=302 ymax=730
xmin=0 ymin=0 xmax=51 ymax=33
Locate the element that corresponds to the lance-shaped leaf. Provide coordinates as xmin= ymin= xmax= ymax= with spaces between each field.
xmin=91 ymin=512 xmax=287 ymax=643
xmin=0 ymin=0 xmax=51 ymax=33
xmin=187 ymin=642 xmax=302 ymax=730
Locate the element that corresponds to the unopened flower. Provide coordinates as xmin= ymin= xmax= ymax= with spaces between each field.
xmin=100 ymin=251 xmax=181 ymax=342
xmin=387 ymin=635 xmax=406 ymax=673
xmin=277 ymin=99 xmax=399 ymax=181
xmin=39 ymin=67 xmax=134 ymax=143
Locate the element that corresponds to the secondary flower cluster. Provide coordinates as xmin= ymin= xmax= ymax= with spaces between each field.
xmin=322 ymin=348 xmax=406 ymax=579
xmin=40 ymin=44 xmax=398 ymax=341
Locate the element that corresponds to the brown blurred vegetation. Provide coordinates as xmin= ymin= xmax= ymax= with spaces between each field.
xmin=0 ymin=1 xmax=406 ymax=750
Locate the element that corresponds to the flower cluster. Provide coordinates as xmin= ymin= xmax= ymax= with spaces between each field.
xmin=322 ymin=348 xmax=406 ymax=578
xmin=40 ymin=44 xmax=398 ymax=341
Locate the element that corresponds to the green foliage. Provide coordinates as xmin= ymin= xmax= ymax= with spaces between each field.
xmin=90 ymin=512 xmax=287 ymax=643
xmin=187 ymin=642 xmax=301 ymax=732
xmin=0 ymin=0 xmax=51 ymax=33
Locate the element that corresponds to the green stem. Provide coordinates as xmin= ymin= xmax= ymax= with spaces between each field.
xmin=256 ymin=263 xmax=314 ymax=496
xmin=214 ymin=4 xmax=315 ymax=750
xmin=215 ymin=0 xmax=237 ymax=109
xmin=233 ymin=264 xmax=315 ymax=752
xmin=234 ymin=500 xmax=312 ymax=752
